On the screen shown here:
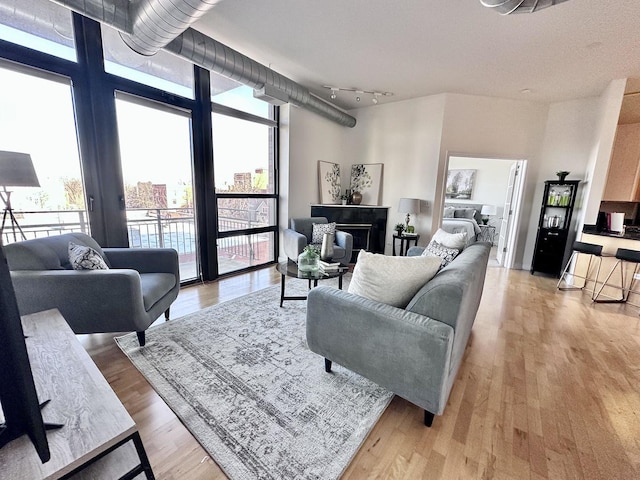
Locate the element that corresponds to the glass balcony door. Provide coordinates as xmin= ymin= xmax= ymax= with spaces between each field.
xmin=0 ymin=64 xmax=89 ymax=245
xmin=115 ymin=94 xmax=198 ymax=281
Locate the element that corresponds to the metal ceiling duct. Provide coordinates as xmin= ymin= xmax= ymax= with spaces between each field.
xmin=480 ymin=0 xmax=571 ymax=15
xmin=49 ymin=0 xmax=357 ymax=127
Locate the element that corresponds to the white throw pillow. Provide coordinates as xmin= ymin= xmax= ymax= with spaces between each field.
xmin=69 ymin=242 xmax=109 ymax=270
xmin=311 ymin=222 xmax=336 ymax=244
xmin=421 ymin=240 xmax=459 ymax=268
xmin=432 ymin=228 xmax=468 ymax=250
xmin=348 ymin=251 xmax=442 ymax=308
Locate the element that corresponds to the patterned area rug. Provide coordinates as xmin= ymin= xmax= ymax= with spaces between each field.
xmin=116 ymin=277 xmax=393 ymax=480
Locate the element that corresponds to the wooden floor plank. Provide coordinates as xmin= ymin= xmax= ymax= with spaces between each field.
xmin=77 ymin=265 xmax=640 ymax=479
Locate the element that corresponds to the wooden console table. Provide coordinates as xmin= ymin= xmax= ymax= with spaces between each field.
xmin=0 ymin=309 xmax=154 ymax=479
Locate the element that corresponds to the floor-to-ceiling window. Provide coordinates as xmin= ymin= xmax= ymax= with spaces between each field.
xmin=211 ymin=77 xmax=278 ymax=274
xmin=0 ymin=64 xmax=88 ymax=244
xmin=0 ymin=1 xmax=279 ymax=282
xmin=115 ymin=94 xmax=198 ymax=281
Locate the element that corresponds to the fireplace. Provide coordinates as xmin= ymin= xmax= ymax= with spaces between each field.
xmin=310 ymin=205 xmax=389 ymax=262
xmin=336 ymin=223 xmax=371 ymax=258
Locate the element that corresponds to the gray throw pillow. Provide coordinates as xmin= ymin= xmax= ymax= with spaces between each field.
xmin=443 ymin=206 xmax=456 ymax=218
xmin=454 ymin=208 xmax=476 ymax=219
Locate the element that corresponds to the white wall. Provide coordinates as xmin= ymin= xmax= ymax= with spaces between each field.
xmin=580 ymin=79 xmax=626 ymax=226
xmin=439 ymin=94 xmax=550 ymax=269
xmin=281 ymin=88 xmax=621 ymax=268
xmin=345 ymin=95 xmax=446 ymax=253
xmin=521 ymin=96 xmax=601 ymax=268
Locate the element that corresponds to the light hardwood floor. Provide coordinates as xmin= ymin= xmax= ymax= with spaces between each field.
xmin=80 ymin=264 xmax=640 ymax=480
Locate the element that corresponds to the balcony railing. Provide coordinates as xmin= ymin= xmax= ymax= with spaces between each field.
xmin=1 ymin=207 xmax=273 ymax=279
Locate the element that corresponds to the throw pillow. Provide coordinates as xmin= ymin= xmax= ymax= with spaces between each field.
xmin=421 ymin=240 xmax=459 ymax=268
xmin=443 ymin=206 xmax=456 ymax=218
xmin=454 ymin=208 xmax=476 ymax=220
xmin=69 ymin=242 xmax=109 ymax=270
xmin=348 ymin=250 xmax=441 ymax=308
xmin=311 ymin=222 xmax=336 ymax=244
xmin=432 ymin=228 xmax=468 ymax=250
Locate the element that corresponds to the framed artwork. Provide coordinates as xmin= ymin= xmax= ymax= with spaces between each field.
xmin=350 ymin=163 xmax=383 ymax=205
xmin=445 ymin=169 xmax=476 ymax=199
xmin=318 ymin=161 xmax=341 ymax=204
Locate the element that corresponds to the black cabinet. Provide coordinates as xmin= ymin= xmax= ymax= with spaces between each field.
xmin=531 ymin=180 xmax=580 ymax=277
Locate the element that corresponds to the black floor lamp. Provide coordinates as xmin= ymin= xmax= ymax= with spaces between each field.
xmin=0 ymin=151 xmax=40 ymax=243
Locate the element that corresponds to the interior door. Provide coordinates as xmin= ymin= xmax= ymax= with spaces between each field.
xmin=496 ymin=163 xmax=518 ymax=265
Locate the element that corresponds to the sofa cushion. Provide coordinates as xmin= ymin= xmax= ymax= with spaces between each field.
xmin=68 ymin=242 xmax=110 ymax=270
xmin=348 ymin=250 xmax=441 ymax=308
xmin=421 ymin=240 xmax=459 ymax=268
xmin=311 ymin=222 xmax=336 ymax=244
xmin=432 ymin=228 xmax=468 ymax=250
xmin=140 ymin=273 xmax=177 ymax=311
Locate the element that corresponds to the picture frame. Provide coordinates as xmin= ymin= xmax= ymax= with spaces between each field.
xmin=350 ymin=163 xmax=383 ymax=205
xmin=318 ymin=161 xmax=341 ymax=204
xmin=445 ymin=169 xmax=476 ymax=200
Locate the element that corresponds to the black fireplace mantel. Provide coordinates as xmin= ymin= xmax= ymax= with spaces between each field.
xmin=310 ymin=204 xmax=389 ymax=262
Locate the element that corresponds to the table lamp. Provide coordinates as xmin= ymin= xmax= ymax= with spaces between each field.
xmin=398 ymin=197 xmax=420 ymax=231
xmin=0 ymin=151 xmax=40 ymax=242
xmin=480 ymin=204 xmax=497 ymax=225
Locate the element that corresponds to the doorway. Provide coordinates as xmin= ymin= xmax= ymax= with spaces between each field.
xmin=444 ymin=154 xmax=527 ymax=268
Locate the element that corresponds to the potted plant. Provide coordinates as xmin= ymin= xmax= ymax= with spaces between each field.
xmin=298 ymin=245 xmax=320 ymax=272
xmin=394 ymin=223 xmax=405 ymax=235
xmin=340 ymin=193 xmax=349 ymax=205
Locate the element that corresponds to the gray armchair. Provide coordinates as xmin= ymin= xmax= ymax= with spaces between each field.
xmin=283 ymin=217 xmax=353 ymax=264
xmin=4 ymin=232 xmax=180 ymax=346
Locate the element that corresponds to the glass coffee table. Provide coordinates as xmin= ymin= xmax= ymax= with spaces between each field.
xmin=276 ymin=260 xmax=348 ymax=307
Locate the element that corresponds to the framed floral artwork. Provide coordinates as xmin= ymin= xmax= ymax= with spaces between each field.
xmin=318 ymin=161 xmax=341 ymax=204
xmin=350 ymin=163 xmax=383 ymax=205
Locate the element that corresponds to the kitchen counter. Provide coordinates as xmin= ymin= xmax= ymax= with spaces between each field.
xmin=582 ymin=225 xmax=640 ymax=241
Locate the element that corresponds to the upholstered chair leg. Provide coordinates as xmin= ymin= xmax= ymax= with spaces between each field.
xmin=164 ymin=308 xmax=170 ymax=321
xmin=137 ymin=331 xmax=146 ymax=347
xmin=324 ymin=358 xmax=332 ymax=373
xmin=424 ymin=410 xmax=435 ymax=427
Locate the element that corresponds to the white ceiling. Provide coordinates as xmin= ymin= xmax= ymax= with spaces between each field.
xmin=193 ymin=0 xmax=640 ymax=111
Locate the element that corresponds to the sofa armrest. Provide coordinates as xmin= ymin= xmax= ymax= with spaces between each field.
xmin=10 ymin=270 xmax=149 ymax=332
xmin=407 ymin=246 xmax=425 ymax=257
xmin=335 ymin=230 xmax=353 ymax=261
xmin=283 ymin=229 xmax=307 ymax=260
xmin=306 ymin=286 xmax=454 ymax=414
xmin=103 ymin=248 xmax=179 ymax=278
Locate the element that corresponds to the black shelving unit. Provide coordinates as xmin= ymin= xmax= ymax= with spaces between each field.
xmin=531 ymin=180 xmax=580 ymax=277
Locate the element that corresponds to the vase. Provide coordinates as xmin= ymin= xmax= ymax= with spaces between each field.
xmin=351 ymin=191 xmax=362 ymax=205
xmin=297 ymin=250 xmax=319 ymax=272
xmin=320 ymin=233 xmax=335 ymax=261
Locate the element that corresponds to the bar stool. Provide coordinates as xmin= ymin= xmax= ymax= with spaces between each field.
xmin=557 ymin=241 xmax=603 ymax=300
xmin=593 ymin=248 xmax=640 ymax=304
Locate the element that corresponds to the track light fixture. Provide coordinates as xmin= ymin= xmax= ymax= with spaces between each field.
xmin=323 ymin=86 xmax=393 ymax=104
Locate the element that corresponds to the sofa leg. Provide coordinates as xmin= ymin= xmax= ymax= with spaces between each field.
xmin=136 ymin=331 xmax=146 ymax=347
xmin=164 ymin=308 xmax=170 ymax=321
xmin=424 ymin=410 xmax=435 ymax=427
xmin=324 ymin=358 xmax=332 ymax=373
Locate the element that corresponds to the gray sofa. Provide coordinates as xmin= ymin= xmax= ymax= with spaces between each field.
xmin=306 ymin=241 xmax=491 ymax=426
xmin=4 ymin=232 xmax=180 ymax=346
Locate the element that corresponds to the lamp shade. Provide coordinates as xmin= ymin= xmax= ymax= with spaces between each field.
xmin=481 ymin=204 xmax=497 ymax=216
xmin=0 ymin=151 xmax=40 ymax=188
xmin=398 ymin=197 xmax=420 ymax=214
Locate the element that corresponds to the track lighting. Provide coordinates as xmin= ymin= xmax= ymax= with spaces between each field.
xmin=323 ymin=86 xmax=393 ymax=105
